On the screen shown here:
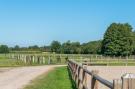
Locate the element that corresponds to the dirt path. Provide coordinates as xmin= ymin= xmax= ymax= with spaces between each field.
xmin=0 ymin=65 xmax=66 ymax=89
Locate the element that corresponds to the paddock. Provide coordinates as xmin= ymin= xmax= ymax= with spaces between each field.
xmin=87 ymin=66 xmax=135 ymax=89
xmin=68 ymin=60 xmax=135 ymax=89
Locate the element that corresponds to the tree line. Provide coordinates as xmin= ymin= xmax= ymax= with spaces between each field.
xmin=0 ymin=23 xmax=135 ymax=56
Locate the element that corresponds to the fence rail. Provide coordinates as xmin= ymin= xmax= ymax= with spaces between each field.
xmin=6 ymin=54 xmax=135 ymax=65
xmin=68 ymin=60 xmax=135 ymax=89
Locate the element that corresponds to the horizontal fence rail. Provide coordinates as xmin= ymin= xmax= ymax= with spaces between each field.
xmin=6 ymin=53 xmax=135 ymax=66
xmin=68 ymin=60 xmax=135 ymax=89
xmin=68 ymin=60 xmax=113 ymax=89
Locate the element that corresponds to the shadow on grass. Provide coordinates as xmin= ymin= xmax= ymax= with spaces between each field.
xmin=67 ymin=67 xmax=78 ymax=89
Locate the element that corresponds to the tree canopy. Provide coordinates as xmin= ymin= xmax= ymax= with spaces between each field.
xmin=51 ymin=41 xmax=61 ymax=53
xmin=82 ymin=40 xmax=102 ymax=54
xmin=60 ymin=41 xmax=81 ymax=54
xmin=0 ymin=45 xmax=9 ymax=53
xmin=102 ymin=23 xmax=133 ymax=56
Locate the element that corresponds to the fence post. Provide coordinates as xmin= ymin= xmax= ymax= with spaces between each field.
xmin=91 ymin=70 xmax=99 ymax=89
xmin=48 ymin=56 xmax=51 ymax=64
xmin=77 ymin=66 xmax=81 ymax=88
xmin=78 ymin=67 xmax=83 ymax=89
xmin=113 ymin=79 xmax=122 ymax=89
xmin=82 ymin=65 xmax=87 ymax=89
xmin=122 ymin=73 xmax=135 ymax=89
xmin=43 ymin=56 xmax=45 ymax=64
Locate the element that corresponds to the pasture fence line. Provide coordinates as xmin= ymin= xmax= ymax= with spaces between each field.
xmin=6 ymin=53 xmax=135 ymax=59
xmin=5 ymin=53 xmax=135 ymax=65
xmin=68 ymin=60 xmax=135 ymax=89
xmin=6 ymin=54 xmax=68 ymax=64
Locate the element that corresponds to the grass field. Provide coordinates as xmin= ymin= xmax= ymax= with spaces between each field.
xmin=0 ymin=54 xmax=23 ymax=67
xmin=24 ymin=67 xmax=76 ymax=89
xmin=0 ymin=54 xmax=35 ymax=67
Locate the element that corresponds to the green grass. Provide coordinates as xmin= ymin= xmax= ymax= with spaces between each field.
xmin=0 ymin=54 xmax=27 ymax=67
xmin=0 ymin=59 xmax=22 ymax=67
xmin=24 ymin=67 xmax=77 ymax=89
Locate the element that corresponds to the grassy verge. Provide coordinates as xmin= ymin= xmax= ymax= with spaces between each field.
xmin=24 ymin=67 xmax=77 ymax=89
xmin=0 ymin=59 xmax=24 ymax=67
xmin=0 ymin=54 xmax=27 ymax=67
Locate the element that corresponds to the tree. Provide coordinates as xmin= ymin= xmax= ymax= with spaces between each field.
xmin=82 ymin=40 xmax=102 ymax=54
xmin=51 ymin=41 xmax=61 ymax=53
xmin=102 ymin=23 xmax=133 ymax=56
xmin=28 ymin=45 xmax=39 ymax=51
xmin=70 ymin=42 xmax=81 ymax=54
xmin=14 ymin=45 xmax=20 ymax=51
xmin=60 ymin=41 xmax=81 ymax=54
xmin=61 ymin=41 xmax=71 ymax=54
xmin=0 ymin=45 xmax=9 ymax=53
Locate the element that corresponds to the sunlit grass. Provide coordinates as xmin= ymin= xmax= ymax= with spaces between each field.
xmin=24 ymin=67 xmax=76 ymax=89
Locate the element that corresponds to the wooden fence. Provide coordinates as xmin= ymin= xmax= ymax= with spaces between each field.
xmin=6 ymin=54 xmax=135 ymax=65
xmin=7 ymin=53 xmax=135 ymax=60
xmin=6 ymin=54 xmax=68 ymax=64
xmin=68 ymin=60 xmax=135 ymax=89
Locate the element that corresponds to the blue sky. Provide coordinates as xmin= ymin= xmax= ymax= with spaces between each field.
xmin=0 ymin=0 xmax=135 ymax=47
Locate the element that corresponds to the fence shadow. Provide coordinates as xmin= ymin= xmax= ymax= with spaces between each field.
xmin=67 ymin=66 xmax=77 ymax=89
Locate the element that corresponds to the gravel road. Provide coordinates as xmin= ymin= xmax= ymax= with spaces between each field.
xmin=0 ymin=65 xmax=65 ymax=89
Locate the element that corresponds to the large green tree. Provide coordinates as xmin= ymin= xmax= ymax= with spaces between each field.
xmin=0 ymin=45 xmax=9 ymax=53
xmin=82 ymin=40 xmax=102 ymax=54
xmin=14 ymin=45 xmax=20 ymax=51
xmin=70 ymin=42 xmax=81 ymax=54
xmin=61 ymin=41 xmax=72 ymax=54
xmin=51 ymin=41 xmax=61 ymax=53
xmin=102 ymin=23 xmax=133 ymax=56
xmin=61 ymin=41 xmax=81 ymax=54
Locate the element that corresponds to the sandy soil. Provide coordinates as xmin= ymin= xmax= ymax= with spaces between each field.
xmin=0 ymin=65 xmax=65 ymax=89
xmin=86 ymin=66 xmax=135 ymax=89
